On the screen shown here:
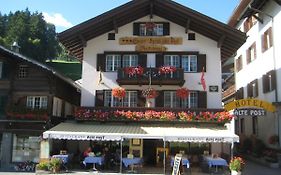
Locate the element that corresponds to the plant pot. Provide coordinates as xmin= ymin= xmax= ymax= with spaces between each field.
xmin=231 ymin=170 xmax=242 ymax=175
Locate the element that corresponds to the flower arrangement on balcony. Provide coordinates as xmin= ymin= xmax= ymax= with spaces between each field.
xmin=145 ymin=22 xmax=156 ymax=31
xmin=158 ymin=66 xmax=177 ymax=74
xmin=6 ymin=105 xmax=48 ymax=120
xmin=124 ymin=66 xmax=144 ymax=77
xmin=176 ymin=88 xmax=189 ymax=99
xmin=75 ymin=107 xmax=233 ymax=123
xmin=142 ymin=87 xmax=158 ymax=99
xmin=112 ymin=87 xmax=126 ymax=99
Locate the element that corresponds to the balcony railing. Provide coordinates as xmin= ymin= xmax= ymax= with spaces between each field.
xmin=117 ymin=67 xmax=185 ymax=86
xmin=5 ymin=106 xmax=48 ymax=121
xmin=75 ymin=107 xmax=232 ymax=124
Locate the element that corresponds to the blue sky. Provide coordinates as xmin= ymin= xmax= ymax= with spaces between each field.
xmin=0 ymin=0 xmax=240 ymax=33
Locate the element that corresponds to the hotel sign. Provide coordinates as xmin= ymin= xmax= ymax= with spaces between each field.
xmin=233 ymin=108 xmax=266 ymax=116
xmin=119 ymin=36 xmax=183 ymax=52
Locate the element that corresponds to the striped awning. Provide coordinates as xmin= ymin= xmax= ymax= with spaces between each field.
xmin=43 ymin=122 xmax=239 ymax=143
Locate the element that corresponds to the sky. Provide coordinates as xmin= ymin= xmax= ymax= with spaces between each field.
xmin=0 ymin=0 xmax=240 ymax=33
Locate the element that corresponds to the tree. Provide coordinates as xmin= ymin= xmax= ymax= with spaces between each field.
xmin=0 ymin=9 xmax=61 ymax=62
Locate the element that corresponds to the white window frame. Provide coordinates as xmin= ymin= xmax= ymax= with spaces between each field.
xmin=139 ymin=23 xmax=163 ymax=36
xmin=18 ymin=65 xmax=28 ymax=78
xmin=105 ymin=55 xmax=121 ymax=72
xmin=26 ymin=96 xmax=48 ymax=109
xmin=0 ymin=61 xmax=3 ymax=79
xmin=104 ymin=91 xmax=137 ymax=107
xmin=164 ymin=91 xmax=198 ymax=108
xmin=182 ymin=55 xmax=197 ymax=72
xmin=123 ymin=55 xmax=138 ymax=67
xmin=164 ymin=55 xmax=180 ymax=67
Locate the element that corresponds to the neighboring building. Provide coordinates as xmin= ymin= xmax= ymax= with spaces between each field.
xmin=42 ymin=0 xmax=246 ymax=173
xmin=0 ymin=45 xmax=80 ymax=170
xmin=228 ymin=0 xmax=281 ymax=149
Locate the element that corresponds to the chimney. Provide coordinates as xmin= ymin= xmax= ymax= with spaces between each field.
xmin=11 ymin=41 xmax=20 ymax=53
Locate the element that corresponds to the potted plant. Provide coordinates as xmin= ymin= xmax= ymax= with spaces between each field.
xmin=229 ymin=156 xmax=245 ymax=175
xmin=35 ymin=161 xmax=49 ymax=173
xmin=112 ymin=87 xmax=126 ymax=100
xmin=49 ymin=158 xmax=62 ymax=174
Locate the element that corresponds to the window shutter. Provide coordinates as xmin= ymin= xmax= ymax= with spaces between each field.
xmin=163 ymin=22 xmax=170 ymax=36
xmin=246 ymin=49 xmax=251 ymax=64
xmin=240 ymin=87 xmax=244 ymax=99
xmin=2 ymin=62 xmax=9 ymax=79
xmin=262 ymin=74 xmax=268 ymax=93
xmin=254 ymin=79 xmax=258 ymax=97
xmin=262 ymin=34 xmax=266 ymax=53
xmin=97 ymin=54 xmax=105 ymax=71
xmin=156 ymin=53 xmax=164 ymax=67
xmin=138 ymin=54 xmax=147 ymax=68
xmin=198 ymin=91 xmax=207 ymax=108
xmin=0 ymin=96 xmax=8 ymax=115
xmin=133 ymin=23 xmax=140 ymax=36
xmin=155 ymin=91 xmax=164 ymax=107
xmin=95 ymin=90 xmax=104 ymax=107
xmin=247 ymin=83 xmax=252 ymax=97
xmin=271 ymin=70 xmax=276 ymax=90
xmin=137 ymin=90 xmax=146 ymax=107
xmin=197 ymin=54 xmax=206 ymax=72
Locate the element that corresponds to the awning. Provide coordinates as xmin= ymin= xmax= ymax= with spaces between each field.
xmin=43 ymin=122 xmax=239 ymax=143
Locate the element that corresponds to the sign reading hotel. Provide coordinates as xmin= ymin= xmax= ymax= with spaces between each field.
xmin=119 ymin=36 xmax=183 ymax=52
xmin=224 ymin=98 xmax=276 ymax=116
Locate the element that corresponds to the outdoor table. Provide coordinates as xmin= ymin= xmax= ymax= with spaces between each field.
xmin=170 ymin=157 xmax=190 ymax=168
xmin=122 ymin=157 xmax=143 ymax=173
xmin=204 ymin=156 xmax=228 ymax=172
xmin=83 ymin=156 xmax=104 ymax=171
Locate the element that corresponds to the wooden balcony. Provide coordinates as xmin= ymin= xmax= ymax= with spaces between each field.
xmin=222 ymin=85 xmax=235 ymax=99
xmin=117 ymin=68 xmax=185 ymax=86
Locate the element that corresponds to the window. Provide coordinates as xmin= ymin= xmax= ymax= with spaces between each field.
xmin=182 ymin=55 xmax=197 ymax=72
xmin=164 ymin=91 xmax=198 ymax=108
xmin=108 ymin=33 xmax=115 ymax=40
xmin=243 ymin=15 xmax=257 ymax=32
xmin=262 ymin=27 xmax=273 ymax=52
xmin=247 ymin=79 xmax=258 ymax=98
xmin=104 ymin=91 xmax=137 ymax=107
xmin=105 ymin=55 xmax=121 ymax=71
xmin=252 ymin=116 xmax=258 ymax=135
xmin=188 ymin=33 xmax=196 ymax=40
xmin=240 ymin=118 xmax=245 ymax=134
xmin=18 ymin=65 xmax=28 ymax=78
xmin=12 ymin=135 xmax=40 ymax=163
xmin=26 ymin=96 xmax=47 ymax=109
xmin=123 ymin=55 xmax=138 ymax=67
xmin=0 ymin=61 xmax=2 ymax=79
xmin=140 ymin=23 xmax=163 ymax=36
xmin=246 ymin=43 xmax=256 ymax=64
xmin=235 ymin=55 xmax=243 ymax=72
xmin=263 ymin=70 xmax=276 ymax=93
xmin=164 ymin=55 xmax=180 ymax=67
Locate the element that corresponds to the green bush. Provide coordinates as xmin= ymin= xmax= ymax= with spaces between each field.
xmin=49 ymin=158 xmax=62 ymax=173
xmin=36 ymin=162 xmax=49 ymax=170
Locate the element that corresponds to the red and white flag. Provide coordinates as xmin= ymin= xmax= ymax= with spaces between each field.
xmin=201 ymin=67 xmax=206 ymax=91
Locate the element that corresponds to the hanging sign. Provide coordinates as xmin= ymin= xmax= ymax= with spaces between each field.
xmin=136 ymin=44 xmax=167 ymax=52
xmin=233 ymin=108 xmax=266 ymax=116
xmin=119 ymin=37 xmax=183 ymax=45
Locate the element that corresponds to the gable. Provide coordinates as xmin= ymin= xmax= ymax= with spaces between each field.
xmin=58 ymin=0 xmax=246 ymax=61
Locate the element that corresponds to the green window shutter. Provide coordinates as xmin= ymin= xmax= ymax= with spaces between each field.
xmin=97 ymin=54 xmax=105 ymax=71
xmin=133 ymin=23 xmax=140 ymax=36
xmin=197 ymin=54 xmax=206 ymax=72
xmin=95 ymin=90 xmax=104 ymax=107
xmin=1 ymin=62 xmax=10 ymax=79
xmin=163 ymin=22 xmax=170 ymax=36
xmin=198 ymin=91 xmax=207 ymax=108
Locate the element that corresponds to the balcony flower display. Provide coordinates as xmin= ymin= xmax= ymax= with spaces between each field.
xmin=145 ymin=22 xmax=156 ymax=31
xmin=158 ymin=66 xmax=176 ymax=74
xmin=142 ymin=87 xmax=158 ymax=99
xmin=229 ymin=156 xmax=245 ymax=175
xmin=176 ymin=88 xmax=189 ymax=99
xmin=112 ymin=87 xmax=126 ymax=99
xmin=75 ymin=107 xmax=233 ymax=123
xmin=124 ymin=66 xmax=144 ymax=77
xmin=6 ymin=105 xmax=48 ymax=120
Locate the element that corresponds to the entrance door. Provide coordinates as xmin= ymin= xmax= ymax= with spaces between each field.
xmin=143 ymin=140 xmax=156 ymax=165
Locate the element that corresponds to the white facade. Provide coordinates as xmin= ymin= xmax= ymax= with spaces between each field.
xmin=81 ymin=16 xmax=222 ymax=108
xmin=234 ymin=1 xmax=281 ymax=147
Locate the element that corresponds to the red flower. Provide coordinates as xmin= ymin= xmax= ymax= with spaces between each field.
xmin=159 ymin=66 xmax=177 ymax=74
xmin=124 ymin=66 xmax=144 ymax=77
xmin=112 ymin=87 xmax=126 ymax=99
xmin=176 ymin=88 xmax=189 ymax=99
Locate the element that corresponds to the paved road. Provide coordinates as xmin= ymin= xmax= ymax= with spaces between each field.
xmin=0 ymin=160 xmax=280 ymax=175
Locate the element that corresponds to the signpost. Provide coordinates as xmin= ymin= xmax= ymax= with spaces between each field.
xmin=172 ymin=154 xmax=183 ymax=175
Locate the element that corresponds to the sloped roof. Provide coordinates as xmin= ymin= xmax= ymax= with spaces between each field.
xmin=0 ymin=45 xmax=81 ymax=90
xmin=58 ymin=0 xmax=246 ymax=61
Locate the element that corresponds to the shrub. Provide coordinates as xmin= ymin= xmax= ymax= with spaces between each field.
xmin=36 ymin=162 xmax=49 ymax=171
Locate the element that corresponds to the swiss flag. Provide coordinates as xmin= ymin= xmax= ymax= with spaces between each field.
xmin=201 ymin=67 xmax=206 ymax=91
